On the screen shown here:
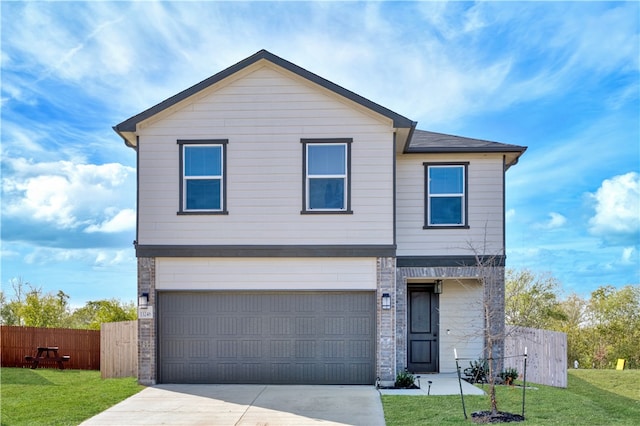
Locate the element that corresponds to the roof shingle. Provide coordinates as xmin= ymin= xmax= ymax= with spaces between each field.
xmin=407 ymin=129 xmax=526 ymax=153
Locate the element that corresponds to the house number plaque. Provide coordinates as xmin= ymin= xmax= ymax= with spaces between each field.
xmin=138 ymin=306 xmax=154 ymax=319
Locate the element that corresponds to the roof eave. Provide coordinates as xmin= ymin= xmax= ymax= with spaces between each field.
xmin=404 ymin=147 xmax=527 ymax=154
xmin=113 ymin=126 xmax=137 ymax=149
xmin=404 ymin=146 xmax=528 ymax=171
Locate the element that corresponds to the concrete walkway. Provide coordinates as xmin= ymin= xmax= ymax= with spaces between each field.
xmin=80 ymin=376 xmax=483 ymax=426
xmin=80 ymin=385 xmax=386 ymax=426
xmin=378 ymin=373 xmax=486 ymax=396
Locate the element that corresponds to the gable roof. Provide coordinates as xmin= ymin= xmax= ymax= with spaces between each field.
xmin=406 ymin=129 xmax=527 ymax=168
xmin=113 ymin=50 xmax=526 ymax=167
xmin=114 ymin=49 xmax=417 ymax=147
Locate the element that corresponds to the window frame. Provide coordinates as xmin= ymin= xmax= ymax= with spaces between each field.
xmin=177 ymin=139 xmax=228 ymax=215
xmin=301 ymin=138 xmax=353 ymax=214
xmin=423 ymin=162 xmax=469 ymax=228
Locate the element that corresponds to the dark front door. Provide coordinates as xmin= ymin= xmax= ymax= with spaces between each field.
xmin=407 ymin=285 xmax=439 ymax=373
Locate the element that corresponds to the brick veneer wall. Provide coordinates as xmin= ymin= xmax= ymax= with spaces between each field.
xmin=138 ymin=257 xmax=156 ymax=385
xmin=376 ymin=257 xmax=396 ymax=383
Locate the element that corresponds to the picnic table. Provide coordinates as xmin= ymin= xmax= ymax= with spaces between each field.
xmin=25 ymin=346 xmax=70 ymax=370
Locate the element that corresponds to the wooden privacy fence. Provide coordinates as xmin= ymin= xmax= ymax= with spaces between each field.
xmin=504 ymin=325 xmax=567 ymax=388
xmin=0 ymin=326 xmax=100 ymax=370
xmin=101 ymin=320 xmax=138 ymax=379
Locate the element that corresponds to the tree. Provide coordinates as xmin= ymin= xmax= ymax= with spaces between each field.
xmin=555 ymin=293 xmax=589 ymax=367
xmin=478 ymin=255 xmax=505 ymax=417
xmin=460 ymin=241 xmax=510 ymax=419
xmin=0 ymin=277 xmax=29 ymax=325
xmin=70 ymin=299 xmax=137 ymax=330
xmin=0 ymin=278 xmax=71 ymax=327
xmin=1 ymin=277 xmax=137 ymax=330
xmin=587 ymin=285 xmax=640 ymax=368
xmin=0 ymin=290 xmax=21 ymax=325
xmin=505 ymin=269 xmax=567 ymax=328
xmin=20 ymin=289 xmax=71 ymax=327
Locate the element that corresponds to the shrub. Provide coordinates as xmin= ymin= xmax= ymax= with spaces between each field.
xmin=499 ymin=367 xmax=519 ymax=385
xmin=394 ymin=369 xmax=415 ymax=388
xmin=464 ymin=358 xmax=489 ymax=383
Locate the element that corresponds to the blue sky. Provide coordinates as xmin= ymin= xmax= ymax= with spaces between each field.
xmin=2 ymin=1 xmax=638 ymax=307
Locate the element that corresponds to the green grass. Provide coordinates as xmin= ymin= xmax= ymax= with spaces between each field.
xmin=382 ymin=369 xmax=640 ymax=425
xmin=2 ymin=368 xmax=638 ymax=425
xmin=0 ymin=368 xmax=144 ymax=426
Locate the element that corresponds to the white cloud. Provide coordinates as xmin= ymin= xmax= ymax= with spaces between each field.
xmin=23 ymin=247 xmax=134 ymax=267
xmin=621 ymin=247 xmax=636 ymax=264
xmin=559 ymin=5 xmax=640 ymax=76
xmin=84 ymin=209 xmax=135 ymax=234
xmin=536 ymin=212 xmax=567 ymax=230
xmin=506 ymin=209 xmax=516 ymax=221
xmin=0 ymin=122 xmax=50 ymax=156
xmin=3 ymin=1 xmax=636 ymax=132
xmin=2 ymin=158 xmax=135 ymax=231
xmin=0 ymin=249 xmax=20 ymax=259
xmin=588 ymin=172 xmax=640 ymax=245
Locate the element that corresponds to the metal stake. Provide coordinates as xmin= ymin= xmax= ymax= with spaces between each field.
xmin=455 ymin=354 xmax=467 ymax=419
xmin=522 ymin=349 xmax=528 ymax=419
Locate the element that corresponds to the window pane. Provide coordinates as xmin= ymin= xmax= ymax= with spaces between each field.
xmin=185 ymin=146 xmax=221 ymax=176
xmin=308 ymin=145 xmax=345 ymax=175
xmin=309 ymin=178 xmax=345 ymax=209
xmin=186 ymin=180 xmax=221 ymax=210
xmin=430 ymin=166 xmax=463 ymax=194
xmin=430 ymin=197 xmax=462 ymax=225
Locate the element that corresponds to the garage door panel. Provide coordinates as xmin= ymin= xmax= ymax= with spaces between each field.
xmin=240 ymin=317 xmax=263 ymax=335
xmin=158 ymin=291 xmax=375 ymax=384
xmin=217 ymin=317 xmax=237 ymax=335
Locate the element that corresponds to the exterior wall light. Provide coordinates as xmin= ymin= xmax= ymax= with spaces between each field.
xmin=434 ymin=280 xmax=443 ymax=294
xmin=139 ymin=292 xmax=149 ymax=308
xmin=381 ymin=293 xmax=391 ymax=310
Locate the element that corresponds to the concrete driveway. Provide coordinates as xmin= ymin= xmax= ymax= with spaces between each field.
xmin=80 ymin=385 xmax=385 ymax=426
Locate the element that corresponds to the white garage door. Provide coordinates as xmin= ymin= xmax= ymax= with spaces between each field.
xmin=158 ymin=291 xmax=376 ymax=384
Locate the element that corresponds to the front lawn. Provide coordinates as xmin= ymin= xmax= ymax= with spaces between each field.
xmin=3 ymin=367 xmax=638 ymax=425
xmin=0 ymin=368 xmax=143 ymax=426
xmin=382 ymin=369 xmax=640 ymax=425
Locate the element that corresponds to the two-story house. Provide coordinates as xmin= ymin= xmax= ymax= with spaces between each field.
xmin=114 ymin=50 xmax=526 ymax=385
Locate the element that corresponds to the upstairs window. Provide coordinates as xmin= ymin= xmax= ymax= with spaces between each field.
xmin=178 ymin=139 xmax=227 ymax=214
xmin=425 ymin=163 xmax=468 ymax=227
xmin=302 ymin=139 xmax=352 ymax=213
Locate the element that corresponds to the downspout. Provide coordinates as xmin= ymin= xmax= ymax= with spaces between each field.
xmin=135 ymin=135 xmax=140 ymax=257
xmin=502 ymin=155 xmax=506 ymax=257
xmin=402 ymin=121 xmax=418 ymax=154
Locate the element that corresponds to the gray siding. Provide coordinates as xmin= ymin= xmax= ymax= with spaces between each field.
xmin=396 ymin=153 xmax=505 ymax=257
xmin=136 ymin=64 xmax=395 ymax=247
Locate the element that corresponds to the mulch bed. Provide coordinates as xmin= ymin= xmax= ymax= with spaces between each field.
xmin=471 ymin=411 xmax=525 ymax=423
xmin=376 ymin=384 xmax=421 ymax=390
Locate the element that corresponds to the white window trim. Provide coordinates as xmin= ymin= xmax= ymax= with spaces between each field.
xmin=424 ymin=163 xmax=468 ymax=228
xmin=306 ymin=143 xmax=347 ymax=211
xmin=301 ymin=138 xmax=353 ymax=214
xmin=178 ymin=139 xmax=228 ymax=215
